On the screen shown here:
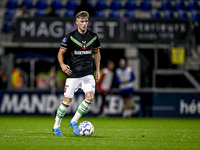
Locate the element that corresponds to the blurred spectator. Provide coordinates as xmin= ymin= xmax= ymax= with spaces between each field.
xmin=75 ymin=0 xmax=95 ymax=17
xmin=46 ymin=5 xmax=58 ymax=17
xmin=12 ymin=4 xmax=31 ymax=33
xmin=97 ymin=60 xmax=115 ymax=116
xmin=0 ymin=63 xmax=8 ymax=89
xmin=56 ymin=69 xmax=66 ymax=89
xmin=15 ymin=4 xmax=30 ymax=18
xmin=115 ymin=58 xmax=135 ymax=118
xmin=12 ymin=67 xmax=23 ymax=89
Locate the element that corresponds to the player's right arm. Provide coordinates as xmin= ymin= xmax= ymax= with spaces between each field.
xmin=57 ymin=48 xmax=72 ymax=75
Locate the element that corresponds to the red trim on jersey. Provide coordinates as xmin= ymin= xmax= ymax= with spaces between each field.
xmin=94 ymin=46 xmax=101 ymax=50
xmin=60 ymin=46 xmax=67 ymax=50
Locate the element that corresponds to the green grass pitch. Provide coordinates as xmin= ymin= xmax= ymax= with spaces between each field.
xmin=0 ymin=116 xmax=200 ymax=150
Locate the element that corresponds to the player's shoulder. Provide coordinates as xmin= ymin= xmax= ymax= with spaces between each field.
xmin=103 ymin=67 xmax=109 ymax=73
xmin=64 ymin=29 xmax=77 ymax=38
xmin=127 ymin=66 xmax=132 ymax=71
xmin=116 ymin=68 xmax=121 ymax=73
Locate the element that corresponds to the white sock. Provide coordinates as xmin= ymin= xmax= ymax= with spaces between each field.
xmin=71 ymin=99 xmax=91 ymax=123
xmin=53 ymin=101 xmax=70 ymax=128
xmin=54 ymin=116 xmax=62 ymax=128
xmin=123 ymin=110 xmax=132 ymax=118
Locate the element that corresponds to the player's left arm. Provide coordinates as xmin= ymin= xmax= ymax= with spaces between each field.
xmin=93 ymin=49 xmax=101 ymax=82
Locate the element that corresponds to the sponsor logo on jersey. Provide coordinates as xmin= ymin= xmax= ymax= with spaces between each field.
xmin=74 ymin=50 xmax=92 ymax=55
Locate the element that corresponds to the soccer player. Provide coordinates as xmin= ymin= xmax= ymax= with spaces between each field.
xmin=115 ymin=58 xmax=135 ymax=118
xmin=53 ymin=11 xmax=101 ymax=136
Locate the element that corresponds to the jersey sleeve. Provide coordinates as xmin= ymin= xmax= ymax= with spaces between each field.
xmin=60 ymin=34 xmax=69 ymax=50
xmin=93 ymin=35 xmax=101 ymax=50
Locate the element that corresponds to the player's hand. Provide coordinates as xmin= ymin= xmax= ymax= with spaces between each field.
xmin=95 ymin=70 xmax=100 ymax=82
xmin=61 ymin=64 xmax=72 ymax=75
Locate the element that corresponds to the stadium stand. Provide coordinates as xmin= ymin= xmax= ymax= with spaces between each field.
xmin=191 ymin=11 xmax=200 ymax=21
xmin=164 ymin=10 xmax=175 ymax=18
xmin=94 ymin=0 xmax=107 ymax=11
xmin=110 ymin=0 xmax=122 ymax=10
xmin=34 ymin=9 xmax=46 ymax=17
xmin=124 ymin=0 xmax=137 ymax=11
xmin=1 ymin=0 xmax=200 ymax=32
xmin=187 ymin=0 xmax=200 ymax=11
xmin=173 ymin=0 xmax=187 ymax=11
xmin=51 ymin=0 xmax=63 ymax=11
xmin=124 ymin=11 xmax=135 ymax=18
xmin=35 ymin=0 xmax=48 ymax=10
xmin=4 ymin=9 xmax=15 ymax=21
xmin=2 ymin=20 xmax=12 ymax=33
xmin=6 ymin=0 xmax=18 ymax=10
xmin=109 ymin=10 xmax=120 ymax=18
xmin=159 ymin=0 xmax=172 ymax=11
xmin=95 ymin=10 xmax=105 ymax=18
xmin=177 ymin=10 xmax=188 ymax=19
xmin=21 ymin=0 xmax=33 ymax=9
xmin=65 ymin=0 xmax=77 ymax=11
xmin=64 ymin=10 xmax=75 ymax=17
xmin=140 ymin=0 xmax=152 ymax=11
xmin=151 ymin=11 xmax=161 ymax=18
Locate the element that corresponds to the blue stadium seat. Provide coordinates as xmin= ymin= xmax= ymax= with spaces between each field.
xmin=95 ymin=11 xmax=105 ymax=18
xmin=2 ymin=21 xmax=13 ymax=33
xmin=4 ymin=9 xmax=15 ymax=21
xmin=54 ymin=10 xmax=61 ymax=17
xmin=164 ymin=11 xmax=174 ymax=19
xmin=35 ymin=10 xmax=46 ymax=17
xmin=140 ymin=0 xmax=152 ymax=11
xmin=110 ymin=0 xmax=122 ymax=11
xmin=51 ymin=0 xmax=63 ymax=10
xmin=177 ymin=11 xmax=188 ymax=19
xmin=6 ymin=0 xmax=18 ymax=9
xmin=35 ymin=0 xmax=48 ymax=10
xmin=124 ymin=11 xmax=135 ymax=18
xmin=64 ymin=10 xmax=75 ymax=17
xmin=21 ymin=0 xmax=33 ymax=9
xmin=187 ymin=0 xmax=200 ymax=11
xmin=173 ymin=0 xmax=186 ymax=11
xmin=94 ymin=0 xmax=107 ymax=11
xmin=124 ymin=0 xmax=137 ymax=11
xmin=159 ymin=0 xmax=172 ymax=11
xmin=151 ymin=11 xmax=161 ymax=18
xmin=109 ymin=10 xmax=120 ymax=18
xmin=191 ymin=11 xmax=200 ymax=21
xmin=65 ymin=0 xmax=77 ymax=11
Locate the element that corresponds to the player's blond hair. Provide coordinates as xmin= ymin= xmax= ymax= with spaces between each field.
xmin=76 ymin=11 xmax=89 ymax=19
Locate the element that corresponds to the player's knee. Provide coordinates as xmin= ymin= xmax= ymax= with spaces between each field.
xmin=85 ymin=92 xmax=94 ymax=101
xmin=63 ymin=97 xmax=72 ymax=103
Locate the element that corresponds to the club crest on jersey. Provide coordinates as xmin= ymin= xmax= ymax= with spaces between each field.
xmin=82 ymin=41 xmax=86 ymax=50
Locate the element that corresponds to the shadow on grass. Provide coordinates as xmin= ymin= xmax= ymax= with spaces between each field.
xmin=25 ymin=132 xmax=106 ymax=139
xmin=66 ymin=135 xmax=106 ymax=139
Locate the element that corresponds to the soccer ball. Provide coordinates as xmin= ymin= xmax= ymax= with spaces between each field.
xmin=78 ymin=121 xmax=94 ymax=136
